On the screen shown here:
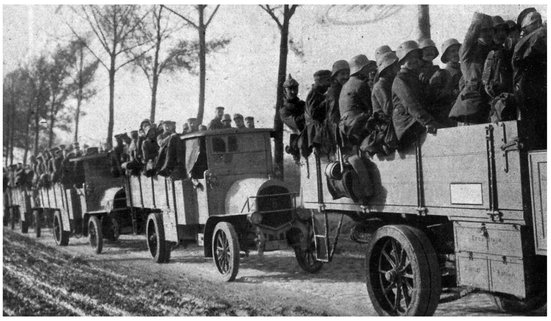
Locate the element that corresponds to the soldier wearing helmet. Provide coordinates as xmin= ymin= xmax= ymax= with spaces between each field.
xmin=441 ymin=38 xmax=462 ymax=100
xmin=372 ymin=51 xmax=399 ymax=119
xmin=449 ymin=12 xmax=494 ymax=125
xmin=392 ymin=40 xmax=440 ymax=147
xmin=482 ymin=15 xmax=514 ymax=100
xmin=338 ymin=54 xmax=373 ymax=146
xmin=279 ymin=74 xmax=305 ymax=163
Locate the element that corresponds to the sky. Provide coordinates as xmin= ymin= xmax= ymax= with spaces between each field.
xmin=2 ymin=3 xmax=548 ymax=150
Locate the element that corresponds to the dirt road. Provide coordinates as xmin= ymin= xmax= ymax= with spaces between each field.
xmin=3 ymin=226 xmax=547 ymax=316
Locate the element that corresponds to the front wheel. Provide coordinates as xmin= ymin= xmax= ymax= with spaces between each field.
xmin=212 ymin=222 xmax=240 ymax=282
xmin=365 ymin=225 xmax=441 ymax=316
xmin=88 ymin=216 xmax=103 ymax=254
xmin=53 ymin=211 xmax=69 ymax=246
xmin=146 ymin=212 xmax=171 ymax=263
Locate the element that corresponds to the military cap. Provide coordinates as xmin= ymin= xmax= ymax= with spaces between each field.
xmin=130 ymin=130 xmax=139 ymax=136
xmin=59 ymin=144 xmax=66 ymax=150
xmin=72 ymin=142 xmax=80 ymax=148
xmin=222 ymin=114 xmax=232 ymax=122
xmin=396 ymin=40 xmax=422 ymax=64
xmin=440 ymin=38 xmax=461 ymax=63
xmin=50 ymin=146 xmax=60 ymax=153
xmin=187 ymin=117 xmax=197 ymax=122
xmin=313 ymin=69 xmax=331 ymax=81
xmin=215 ymin=106 xmax=225 ymax=111
xmin=86 ymin=147 xmax=98 ymax=155
xmin=521 ymin=11 xmax=541 ymax=28
xmin=516 ymin=7 xmax=537 ymax=27
xmin=331 ymin=60 xmax=350 ymax=78
xmin=374 ymin=45 xmax=394 ymax=65
xmin=245 ymin=116 xmax=254 ymax=121
xmin=233 ymin=113 xmax=244 ymax=120
xmin=283 ymin=74 xmax=299 ymax=88
xmin=377 ymin=51 xmax=398 ymax=74
xmin=163 ymin=120 xmax=176 ymax=127
xmin=9 ymin=164 xmax=17 ymax=170
xmin=349 ymin=54 xmax=370 ymax=75
xmin=199 ymin=125 xmax=207 ymax=131
xmin=114 ymin=133 xmax=125 ymax=140
xmin=419 ymin=38 xmax=439 ymax=57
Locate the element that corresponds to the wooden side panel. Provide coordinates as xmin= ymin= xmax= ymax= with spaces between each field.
xmin=456 ymin=252 xmax=490 ymax=291
xmin=129 ymin=176 xmax=143 ymax=208
xmin=489 ymin=257 xmax=526 ymax=297
xmin=141 ymin=176 xmax=154 ymax=209
xmin=173 ymin=179 xmax=199 ymax=226
xmin=196 ymin=178 xmax=209 ymax=224
xmin=152 ymin=176 xmax=168 ymax=210
xmin=529 ymin=151 xmax=547 ymax=255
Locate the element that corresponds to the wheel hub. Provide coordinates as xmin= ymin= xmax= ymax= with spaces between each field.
xmin=385 ymin=269 xmax=399 ymax=282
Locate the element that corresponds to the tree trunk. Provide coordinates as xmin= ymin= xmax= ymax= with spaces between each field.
xmin=48 ymin=96 xmax=57 ymax=148
xmin=273 ymin=6 xmax=290 ymax=179
xmin=9 ymin=102 xmax=15 ymax=165
xmin=150 ymin=74 xmax=159 ymax=123
xmin=22 ymin=103 xmax=33 ymax=165
xmin=197 ymin=6 xmax=206 ymax=125
xmin=5 ymin=96 xmax=12 ymax=167
xmin=417 ymin=5 xmax=431 ymax=41
xmin=33 ymin=89 xmax=41 ymax=156
xmin=107 ymin=58 xmax=116 ymax=148
xmin=74 ymin=45 xmax=84 ymax=143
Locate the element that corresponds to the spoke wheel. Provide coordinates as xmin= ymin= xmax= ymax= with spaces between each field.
xmin=107 ymin=217 xmax=120 ymax=242
xmin=53 ymin=211 xmax=69 ymax=246
xmin=294 ymin=241 xmax=324 ymax=273
xmin=212 ymin=222 xmax=240 ymax=282
xmin=146 ymin=212 xmax=170 ymax=263
xmin=366 ymin=225 xmax=441 ymax=316
xmin=88 ymin=216 xmax=103 ymax=254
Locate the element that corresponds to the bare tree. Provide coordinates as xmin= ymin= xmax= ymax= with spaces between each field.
xmin=162 ymin=5 xmax=222 ymax=124
xmin=63 ymin=5 xmax=152 ymax=147
xmin=418 ymin=5 xmax=431 ymax=41
xmin=67 ymin=38 xmax=99 ymax=143
xmin=259 ymin=4 xmax=299 ymax=179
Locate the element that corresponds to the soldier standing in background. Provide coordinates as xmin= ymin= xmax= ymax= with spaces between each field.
xmin=441 ymin=38 xmax=462 ymax=103
xmin=187 ymin=118 xmax=199 ymax=133
xmin=279 ymin=74 xmax=305 ymax=163
xmin=449 ymin=12 xmax=494 ymax=125
xmin=245 ymin=116 xmax=255 ymax=129
xmin=233 ymin=114 xmax=246 ymax=129
xmin=222 ymin=114 xmax=232 ymax=128
xmin=208 ymin=106 xmax=225 ymax=130
xmin=512 ymin=9 xmax=546 ymax=148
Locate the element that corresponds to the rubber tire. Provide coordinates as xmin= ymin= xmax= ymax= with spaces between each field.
xmin=365 ymin=225 xmax=441 ymax=316
xmin=88 ymin=216 xmax=103 ymax=254
xmin=490 ymin=292 xmax=547 ymax=314
xmin=212 ymin=222 xmax=240 ymax=282
xmin=146 ymin=212 xmax=171 ymax=263
xmin=34 ymin=210 xmax=41 ymax=238
xmin=53 ymin=211 xmax=70 ymax=246
xmin=294 ymin=241 xmax=324 ymax=273
xmin=106 ymin=217 xmax=120 ymax=242
xmin=21 ymin=211 xmax=29 ymax=234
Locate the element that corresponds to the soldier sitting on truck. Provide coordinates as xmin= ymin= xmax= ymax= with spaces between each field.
xmin=392 ymin=40 xmax=441 ymax=148
xmin=233 ymin=114 xmax=246 ymax=129
xmin=245 ymin=116 xmax=255 ymax=129
xmin=305 ymin=69 xmax=331 ymax=155
xmin=208 ymin=106 xmax=226 ymax=130
xmin=141 ymin=122 xmax=159 ymax=177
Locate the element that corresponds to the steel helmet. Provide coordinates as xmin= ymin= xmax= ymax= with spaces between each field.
xmin=505 ymin=20 xmax=518 ymax=32
xmin=521 ymin=11 xmax=542 ymax=28
xmin=374 ymin=45 xmax=393 ymax=65
xmin=396 ymin=40 xmax=421 ymax=64
xmin=331 ymin=60 xmax=349 ymax=78
xmin=472 ymin=12 xmax=493 ymax=30
xmin=377 ymin=51 xmax=398 ymax=74
xmin=419 ymin=38 xmax=439 ymax=57
xmin=492 ymin=15 xmax=507 ymax=28
xmin=349 ymin=54 xmax=370 ymax=75
xmin=516 ymin=7 xmax=536 ymax=27
xmin=440 ymin=38 xmax=461 ymax=63
xmin=283 ymin=74 xmax=299 ymax=88
xmin=233 ymin=113 xmax=243 ymax=120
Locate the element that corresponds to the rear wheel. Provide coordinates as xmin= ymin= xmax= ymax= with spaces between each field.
xmin=10 ymin=207 xmax=17 ymax=230
xmin=33 ymin=210 xmax=41 ymax=238
xmin=88 ymin=216 xmax=103 ymax=254
xmin=107 ymin=217 xmax=120 ymax=242
xmin=491 ymin=292 xmax=547 ymax=314
xmin=53 ymin=211 xmax=69 ymax=246
xmin=366 ymin=225 xmax=441 ymax=316
xmin=212 ymin=222 xmax=240 ymax=282
xmin=146 ymin=212 xmax=170 ymax=263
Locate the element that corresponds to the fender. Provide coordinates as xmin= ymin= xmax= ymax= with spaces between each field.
xmin=224 ymin=178 xmax=291 ymax=214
